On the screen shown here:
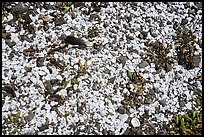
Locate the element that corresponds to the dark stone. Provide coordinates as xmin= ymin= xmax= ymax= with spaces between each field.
xmin=5 ymin=40 xmax=16 ymax=48
xmin=159 ymin=22 xmax=164 ymax=27
xmin=27 ymin=111 xmax=35 ymax=121
xmin=138 ymin=31 xmax=148 ymax=39
xmin=138 ymin=60 xmax=149 ymax=68
xmin=36 ymin=57 xmax=45 ymax=67
xmin=23 ymin=13 xmax=32 ymax=24
xmin=38 ymin=124 xmax=49 ymax=131
xmin=179 ymin=100 xmax=185 ymax=107
xmin=159 ymin=99 xmax=167 ymax=107
xmin=117 ymin=106 xmax=126 ymax=114
xmin=108 ymin=76 xmax=116 ymax=84
xmin=54 ymin=17 xmax=66 ymax=26
xmin=2 ymin=32 xmax=11 ymax=39
xmin=164 ymin=62 xmax=172 ymax=72
xmin=2 ymin=84 xmax=16 ymax=97
xmin=195 ymin=2 xmax=202 ymax=10
xmin=166 ymin=21 xmax=172 ymax=25
xmin=117 ymin=56 xmax=127 ymax=67
xmin=64 ymin=36 xmax=86 ymax=46
xmin=43 ymin=80 xmax=54 ymax=95
xmin=181 ymin=18 xmax=188 ymax=26
xmin=8 ymin=50 xmax=15 ymax=60
xmin=102 ymin=129 xmax=108 ymax=135
xmin=149 ymin=28 xmax=158 ymax=37
xmin=89 ymin=13 xmax=99 ymax=22
xmin=12 ymin=2 xmax=29 ymax=15
xmin=24 ymin=66 xmax=32 ymax=72
xmin=192 ymin=55 xmax=201 ymax=68
xmin=126 ymin=35 xmax=134 ymax=40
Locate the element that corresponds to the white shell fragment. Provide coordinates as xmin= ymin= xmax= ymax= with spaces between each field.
xmin=131 ymin=118 xmax=141 ymax=127
xmin=56 ymin=89 xmax=67 ymax=98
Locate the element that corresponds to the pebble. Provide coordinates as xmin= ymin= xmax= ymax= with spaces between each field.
xmin=117 ymin=106 xmax=126 ymax=114
xmin=192 ymin=55 xmax=201 ymax=67
xmin=159 ymin=99 xmax=167 ymax=107
xmin=117 ymin=56 xmax=127 ymax=67
xmin=138 ymin=60 xmax=149 ymax=68
xmin=54 ymin=17 xmax=66 ymax=26
xmin=5 ymin=40 xmax=16 ymax=48
xmin=131 ymin=118 xmax=140 ymax=127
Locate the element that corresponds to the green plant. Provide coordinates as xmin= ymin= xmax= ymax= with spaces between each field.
xmin=7 ymin=111 xmax=26 ymax=130
xmin=170 ymin=110 xmax=202 ymax=135
xmin=145 ymin=41 xmax=176 ymax=72
xmin=174 ymin=27 xmax=198 ymax=70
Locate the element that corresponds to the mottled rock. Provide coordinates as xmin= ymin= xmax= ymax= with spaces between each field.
xmin=54 ymin=17 xmax=66 ymax=26
xmin=43 ymin=80 xmax=54 ymax=95
xmin=24 ymin=66 xmax=32 ymax=72
xmin=117 ymin=56 xmax=127 ymax=67
xmin=36 ymin=57 xmax=45 ymax=67
xmin=138 ymin=60 xmax=149 ymax=68
xmin=159 ymin=99 xmax=167 ymax=107
xmin=108 ymin=76 xmax=116 ymax=84
xmin=179 ymin=100 xmax=186 ymax=107
xmin=5 ymin=40 xmax=16 ymax=48
xmin=126 ymin=35 xmax=134 ymax=40
xmin=164 ymin=62 xmax=172 ymax=72
xmin=181 ymin=18 xmax=188 ymax=26
xmin=192 ymin=55 xmax=201 ymax=67
xmin=38 ymin=124 xmax=49 ymax=131
xmin=117 ymin=106 xmax=126 ymax=114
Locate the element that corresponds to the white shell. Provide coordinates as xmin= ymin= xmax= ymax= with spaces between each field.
xmin=56 ymin=89 xmax=67 ymax=97
xmin=131 ymin=118 xmax=140 ymax=127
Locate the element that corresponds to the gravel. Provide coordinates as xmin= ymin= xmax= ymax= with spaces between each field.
xmin=2 ymin=2 xmax=202 ymax=135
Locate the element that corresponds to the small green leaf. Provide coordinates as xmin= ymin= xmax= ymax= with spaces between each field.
xmin=181 ymin=117 xmax=185 ymax=128
xmin=184 ymin=128 xmax=192 ymax=134
xmin=185 ymin=114 xmax=192 ymax=122
xmin=175 ymin=115 xmax=179 ymax=125
xmin=127 ymin=70 xmax=133 ymax=81
xmin=192 ymin=110 xmax=197 ymax=119
xmin=16 ymin=112 xmax=21 ymax=120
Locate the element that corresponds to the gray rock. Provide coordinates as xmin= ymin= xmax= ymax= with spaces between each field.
xmin=5 ymin=40 xmax=16 ymax=48
xmin=181 ymin=18 xmax=188 ymax=26
xmin=144 ymin=95 xmax=153 ymax=104
xmin=138 ymin=31 xmax=147 ymax=39
xmin=138 ymin=60 xmax=149 ymax=68
xmin=102 ymin=129 xmax=108 ymax=135
xmin=149 ymin=27 xmax=158 ymax=37
xmin=117 ymin=56 xmax=127 ymax=67
xmin=117 ymin=106 xmax=126 ymax=114
xmin=179 ymin=100 xmax=186 ymax=107
xmin=89 ymin=13 xmax=100 ymax=22
xmin=195 ymin=2 xmax=202 ymax=10
xmin=38 ymin=124 xmax=49 ymax=131
xmin=8 ymin=51 xmax=15 ymax=60
xmin=13 ymin=2 xmax=29 ymax=15
xmin=43 ymin=80 xmax=54 ymax=95
xmin=27 ymin=111 xmax=35 ymax=121
xmin=159 ymin=99 xmax=167 ymax=107
xmin=108 ymin=76 xmax=116 ymax=84
xmin=192 ymin=55 xmax=201 ymax=67
xmin=54 ymin=17 xmax=66 ymax=26
xmin=36 ymin=57 xmax=45 ymax=67
xmin=164 ymin=62 xmax=172 ymax=72
xmin=126 ymin=35 xmax=134 ymax=40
